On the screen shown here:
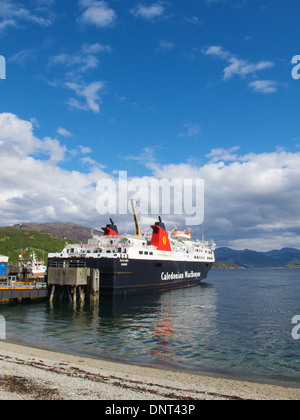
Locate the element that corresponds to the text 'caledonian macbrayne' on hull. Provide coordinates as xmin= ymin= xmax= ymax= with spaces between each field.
xmin=48 ymin=213 xmax=216 ymax=296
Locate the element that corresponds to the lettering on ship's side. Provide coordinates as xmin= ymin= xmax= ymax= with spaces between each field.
xmin=161 ymin=271 xmax=201 ymax=281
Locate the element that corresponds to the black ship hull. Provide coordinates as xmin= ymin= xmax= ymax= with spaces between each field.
xmin=101 ymin=259 xmax=213 ymax=296
xmin=49 ymin=257 xmax=213 ymax=296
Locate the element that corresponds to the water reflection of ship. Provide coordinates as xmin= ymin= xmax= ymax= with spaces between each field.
xmin=148 ymin=313 xmax=176 ymax=361
xmin=97 ymin=293 xmax=162 ymax=319
xmin=46 ymin=285 xmax=217 ymax=369
xmin=95 ymin=294 xmax=178 ymax=363
xmin=96 ymin=285 xmax=218 ymax=363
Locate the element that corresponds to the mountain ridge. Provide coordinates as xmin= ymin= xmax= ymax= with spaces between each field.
xmin=215 ymin=246 xmax=300 ymax=267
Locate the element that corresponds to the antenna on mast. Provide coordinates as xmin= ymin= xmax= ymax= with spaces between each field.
xmin=130 ymin=198 xmax=142 ymax=237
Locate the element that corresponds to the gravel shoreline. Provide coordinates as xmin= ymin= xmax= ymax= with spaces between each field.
xmin=0 ymin=341 xmax=299 ymax=400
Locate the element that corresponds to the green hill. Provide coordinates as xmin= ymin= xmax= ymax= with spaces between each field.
xmin=0 ymin=227 xmax=70 ymax=264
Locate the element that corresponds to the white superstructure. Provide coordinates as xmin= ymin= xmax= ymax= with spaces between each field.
xmin=49 ymin=229 xmax=215 ymax=263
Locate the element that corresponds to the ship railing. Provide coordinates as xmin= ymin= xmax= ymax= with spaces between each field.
xmin=0 ymin=281 xmax=48 ymax=290
xmin=49 ymin=260 xmax=87 ymax=268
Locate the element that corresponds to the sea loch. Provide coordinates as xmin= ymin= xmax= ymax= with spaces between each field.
xmin=1 ymin=267 xmax=299 ymax=385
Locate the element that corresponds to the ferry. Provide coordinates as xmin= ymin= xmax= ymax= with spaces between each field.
xmin=48 ymin=203 xmax=215 ymax=295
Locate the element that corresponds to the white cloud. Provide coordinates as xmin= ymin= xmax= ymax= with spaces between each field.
xmin=0 ymin=113 xmax=106 ymax=226
xmin=206 ymin=146 xmax=240 ymax=162
xmin=223 ymin=58 xmax=273 ymax=81
xmin=151 ymin=148 xmax=300 ymax=250
xmin=0 ymin=112 xmax=40 ymax=155
xmin=49 ymin=43 xmax=111 ymax=113
xmin=79 ymin=0 xmax=117 ymax=28
xmin=0 ymin=0 xmax=53 ymax=31
xmin=184 ymin=16 xmax=201 ymax=25
xmin=57 ymin=127 xmax=72 ymax=137
xmin=78 ymin=145 xmax=92 ymax=154
xmin=177 ymin=123 xmax=202 ymax=138
xmin=9 ymin=48 xmax=36 ymax=66
xmin=66 ymin=81 xmax=105 ymax=113
xmin=203 ymin=45 xmax=275 ymax=88
xmin=51 ymin=52 xmax=99 ymax=72
xmin=203 ymin=45 xmax=230 ymax=60
xmin=0 ymin=19 xmax=17 ymax=31
xmin=1 ymin=113 xmax=300 ymax=251
xmin=124 ymin=146 xmax=160 ymax=172
xmin=81 ymin=43 xmax=111 ymax=54
xmin=0 ymin=113 xmax=66 ymax=163
xmin=248 ymin=80 xmax=278 ymax=94
xmin=156 ymin=40 xmax=174 ymax=51
xmin=41 ymin=137 xmax=67 ymax=164
xmin=131 ymin=2 xmax=165 ymax=21
xmin=50 ymin=43 xmax=111 ymax=76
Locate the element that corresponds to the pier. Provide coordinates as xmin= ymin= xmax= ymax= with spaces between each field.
xmin=0 ymin=265 xmax=100 ymax=305
xmin=47 ymin=264 xmax=100 ymax=304
xmin=0 ymin=252 xmax=50 ymax=304
xmin=0 ymin=279 xmax=48 ymax=304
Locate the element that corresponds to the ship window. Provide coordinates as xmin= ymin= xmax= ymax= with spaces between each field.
xmin=150 ymin=252 xmax=153 ymax=255
xmin=144 ymin=251 xmax=148 ymax=255
xmin=139 ymin=251 xmax=143 ymax=255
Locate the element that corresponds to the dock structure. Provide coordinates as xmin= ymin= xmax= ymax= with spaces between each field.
xmin=0 ymin=254 xmax=50 ymax=304
xmin=0 ymin=279 xmax=48 ymax=304
xmin=0 ymin=266 xmax=100 ymax=305
xmin=47 ymin=263 xmax=100 ymax=304
xmin=0 ymin=251 xmax=50 ymax=304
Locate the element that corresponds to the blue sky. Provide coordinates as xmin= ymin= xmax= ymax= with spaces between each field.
xmin=1 ymin=0 xmax=300 ymax=250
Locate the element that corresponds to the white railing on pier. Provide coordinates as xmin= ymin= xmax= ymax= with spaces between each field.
xmin=0 ymin=281 xmax=47 ymax=290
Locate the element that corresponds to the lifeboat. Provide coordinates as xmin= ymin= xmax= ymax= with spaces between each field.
xmin=171 ymin=228 xmax=191 ymax=241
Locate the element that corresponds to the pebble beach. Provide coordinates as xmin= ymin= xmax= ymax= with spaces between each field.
xmin=0 ymin=341 xmax=299 ymax=400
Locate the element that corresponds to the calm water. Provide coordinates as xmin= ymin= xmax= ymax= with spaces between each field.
xmin=1 ymin=268 xmax=300 ymax=385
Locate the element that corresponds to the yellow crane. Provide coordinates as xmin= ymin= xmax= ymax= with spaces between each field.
xmin=130 ymin=198 xmax=142 ymax=237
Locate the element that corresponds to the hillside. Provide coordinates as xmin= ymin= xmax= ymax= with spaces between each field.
xmin=9 ymin=222 xmax=102 ymax=243
xmin=215 ymin=247 xmax=300 ymax=267
xmin=0 ymin=222 xmax=104 ymax=264
xmin=0 ymin=227 xmax=70 ymax=264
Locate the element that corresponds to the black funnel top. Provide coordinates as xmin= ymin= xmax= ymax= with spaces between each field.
xmin=154 ymin=216 xmax=166 ymax=231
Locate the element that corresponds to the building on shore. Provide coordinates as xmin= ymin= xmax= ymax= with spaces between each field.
xmin=0 ymin=255 xmax=9 ymax=278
